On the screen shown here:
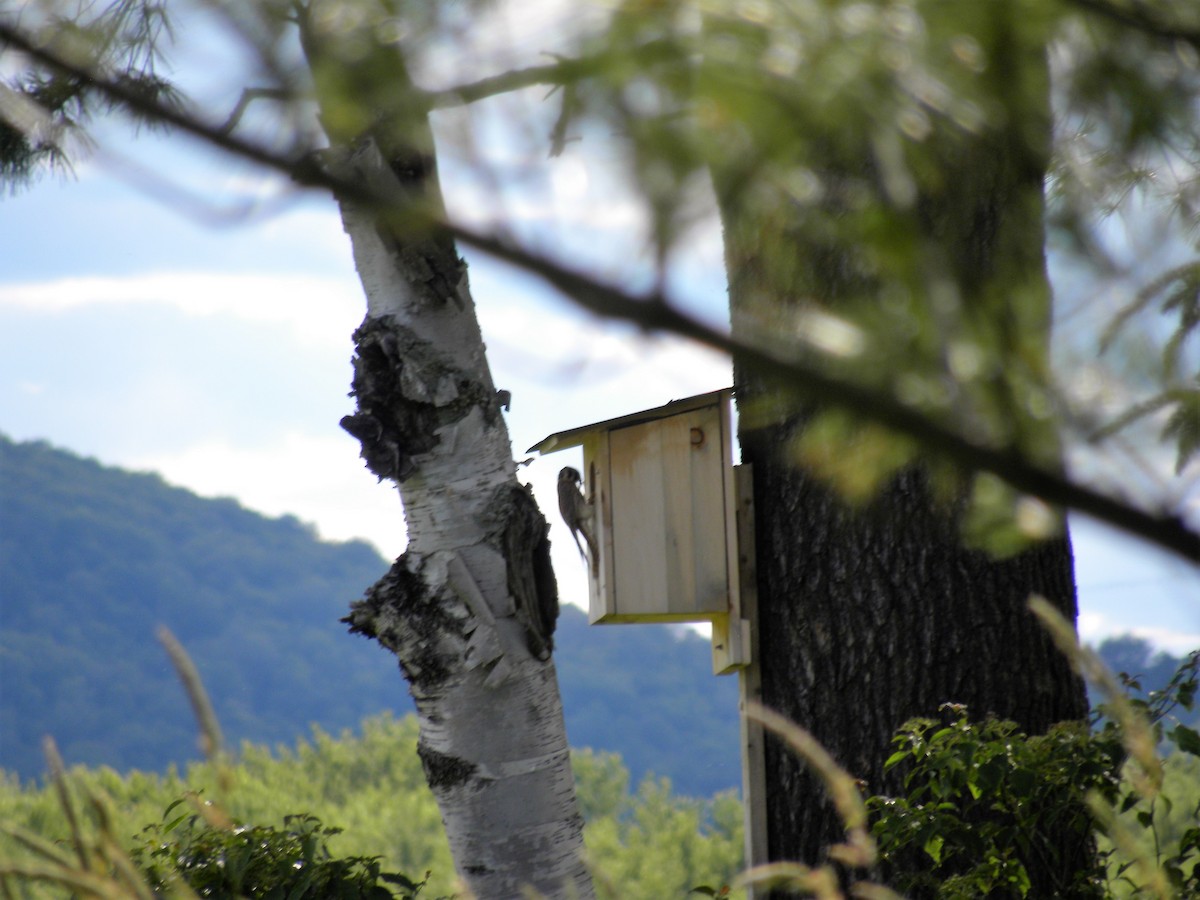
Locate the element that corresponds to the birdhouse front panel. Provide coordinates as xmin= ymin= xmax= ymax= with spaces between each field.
xmin=600 ymin=401 xmax=732 ymax=622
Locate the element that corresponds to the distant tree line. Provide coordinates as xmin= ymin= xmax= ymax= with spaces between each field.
xmin=0 ymin=714 xmax=743 ymax=900
xmin=2 ymin=435 xmax=1192 ymax=800
xmin=0 ymin=434 xmax=738 ymax=794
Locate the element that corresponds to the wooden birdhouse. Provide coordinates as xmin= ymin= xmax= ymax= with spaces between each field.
xmin=531 ymin=388 xmax=751 ymax=673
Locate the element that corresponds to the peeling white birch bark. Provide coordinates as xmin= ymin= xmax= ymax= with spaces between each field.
xmin=325 ymin=136 xmax=595 ymax=899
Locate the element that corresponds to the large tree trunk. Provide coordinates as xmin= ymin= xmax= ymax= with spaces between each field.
xmin=298 ymin=10 xmax=593 ymax=899
xmin=717 ymin=4 xmax=1091 ymax=894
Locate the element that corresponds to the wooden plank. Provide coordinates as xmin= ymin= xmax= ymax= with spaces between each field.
xmin=660 ymin=413 xmax=696 ymax=614
xmin=735 ymin=464 xmax=768 ymax=892
xmin=587 ymin=433 xmax=613 ymax=624
xmin=589 ymin=394 xmax=736 ymax=623
xmin=683 ymin=405 xmax=724 ymax=616
xmin=610 ymin=419 xmax=669 ymax=618
xmin=720 ymin=394 xmax=742 ymax=635
xmin=529 ymin=387 xmax=733 ymax=454
xmin=712 ymin=613 xmax=751 ymax=674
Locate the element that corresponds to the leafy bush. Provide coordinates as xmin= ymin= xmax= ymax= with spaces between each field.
xmin=131 ymin=803 xmax=436 ymax=899
xmin=868 ymin=651 xmax=1200 ymax=900
xmin=868 ymin=706 xmax=1118 ymax=898
xmin=1098 ymin=653 xmax=1200 ymax=898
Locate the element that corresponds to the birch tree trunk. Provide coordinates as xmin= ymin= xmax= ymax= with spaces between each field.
xmin=299 ymin=9 xmax=594 ymax=898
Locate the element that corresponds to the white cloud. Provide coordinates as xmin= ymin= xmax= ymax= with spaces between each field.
xmin=115 ymin=403 xmax=642 ymax=620
xmin=1077 ymin=610 xmax=1120 ymax=647
xmin=414 ymin=0 xmax=605 ymax=88
xmin=0 ymin=271 xmax=364 ymax=349
xmin=1126 ymin=627 xmax=1200 ymax=658
xmin=127 ymin=431 xmax=408 ymax=560
xmin=1079 ymin=611 xmax=1200 ymax=658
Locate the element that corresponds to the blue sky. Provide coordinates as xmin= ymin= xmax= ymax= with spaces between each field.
xmin=0 ymin=8 xmax=1196 ymax=657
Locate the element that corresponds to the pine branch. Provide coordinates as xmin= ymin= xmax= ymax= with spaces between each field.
xmin=0 ymin=17 xmax=305 ymax=180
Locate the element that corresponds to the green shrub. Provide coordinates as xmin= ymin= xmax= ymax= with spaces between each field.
xmin=868 ymin=706 xmax=1118 ymax=898
xmin=131 ymin=804 xmax=437 ymax=899
xmin=868 ymin=651 xmax=1200 ymax=899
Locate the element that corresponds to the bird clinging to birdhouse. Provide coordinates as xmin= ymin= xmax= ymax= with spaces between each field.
xmin=557 ymin=466 xmax=597 ymax=572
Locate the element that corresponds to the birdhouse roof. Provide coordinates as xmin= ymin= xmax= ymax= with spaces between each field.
xmin=528 ymin=387 xmax=733 ymax=455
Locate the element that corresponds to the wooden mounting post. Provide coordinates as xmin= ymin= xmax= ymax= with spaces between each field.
xmin=735 ymin=464 xmax=767 ymax=893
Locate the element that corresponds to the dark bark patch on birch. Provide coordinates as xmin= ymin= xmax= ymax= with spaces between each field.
xmin=417 ymin=741 xmax=477 ymax=790
xmin=341 ymin=316 xmax=499 ymax=481
xmin=320 ymin=130 xmax=467 ymax=312
xmin=382 ymin=146 xmax=433 ymax=185
xmin=343 ymin=553 xmax=464 ymax=691
xmin=394 ymin=241 xmax=466 ymax=309
xmin=489 ymin=483 xmax=559 ymax=661
xmin=341 ymin=317 xmax=440 ymax=482
xmin=369 ymin=137 xmax=469 ymax=310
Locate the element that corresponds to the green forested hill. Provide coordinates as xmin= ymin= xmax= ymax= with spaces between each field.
xmin=1 ymin=434 xmax=1188 ymax=799
xmin=0 ymin=434 xmax=740 ymax=794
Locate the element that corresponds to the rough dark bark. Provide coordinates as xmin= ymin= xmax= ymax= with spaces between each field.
xmin=733 ymin=300 xmax=1092 ymax=898
xmin=735 ymin=439 xmax=1088 ymax=862
xmin=717 ymin=6 xmax=1092 ymax=895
